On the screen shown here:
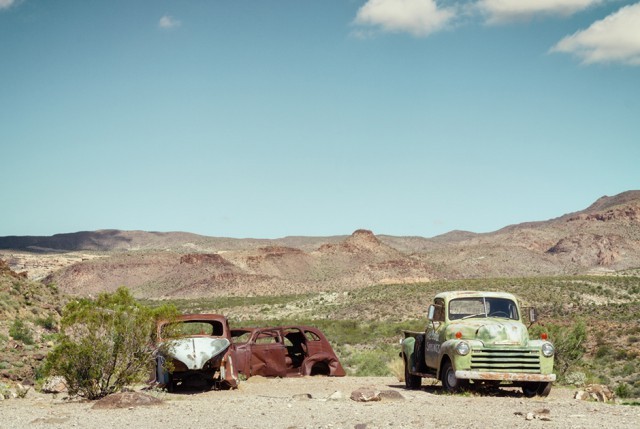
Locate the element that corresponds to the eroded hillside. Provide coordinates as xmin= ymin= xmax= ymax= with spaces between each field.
xmin=0 ymin=191 xmax=638 ymax=299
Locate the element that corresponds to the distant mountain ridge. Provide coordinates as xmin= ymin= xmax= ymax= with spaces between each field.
xmin=1 ymin=191 xmax=639 ymax=298
xmin=0 ymin=229 xmax=344 ymax=253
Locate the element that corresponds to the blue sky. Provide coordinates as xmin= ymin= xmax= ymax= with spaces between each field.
xmin=1 ymin=0 xmax=639 ymax=239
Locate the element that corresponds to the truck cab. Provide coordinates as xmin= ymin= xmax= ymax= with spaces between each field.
xmin=402 ymin=291 xmax=555 ymax=397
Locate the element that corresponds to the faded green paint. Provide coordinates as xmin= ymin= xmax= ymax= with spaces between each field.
xmin=402 ymin=290 xmax=556 ymax=396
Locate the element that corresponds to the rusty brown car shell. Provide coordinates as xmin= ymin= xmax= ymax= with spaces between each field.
xmin=231 ymin=325 xmax=346 ymax=378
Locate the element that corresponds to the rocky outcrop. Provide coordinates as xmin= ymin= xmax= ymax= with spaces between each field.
xmin=180 ymin=253 xmax=233 ymax=266
xmin=546 ymin=234 xmax=621 ymax=266
xmin=318 ymin=230 xmax=391 ymax=255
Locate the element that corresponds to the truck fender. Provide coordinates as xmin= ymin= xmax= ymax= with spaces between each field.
xmin=435 ymin=340 xmax=460 ymax=379
xmin=401 ymin=337 xmax=417 ymax=371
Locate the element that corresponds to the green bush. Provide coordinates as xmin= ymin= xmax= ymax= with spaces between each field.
xmin=36 ymin=315 xmax=57 ymax=331
xmin=9 ymin=319 xmax=35 ymax=345
xmin=347 ymin=350 xmax=391 ymax=376
xmin=44 ymin=287 xmax=177 ymax=399
xmin=595 ymin=344 xmax=613 ymax=361
xmin=531 ymin=320 xmax=587 ymax=378
xmin=616 ymin=383 xmax=632 ymax=398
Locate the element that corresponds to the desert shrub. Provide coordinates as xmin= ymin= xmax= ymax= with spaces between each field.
xmin=564 ymin=371 xmax=587 ymax=386
xmin=595 ymin=344 xmax=613 ymax=361
xmin=616 ymin=383 xmax=632 ymax=398
xmin=619 ymin=362 xmax=636 ymax=377
xmin=531 ymin=320 xmax=587 ymax=379
xmin=9 ymin=319 xmax=35 ymax=345
xmin=44 ymin=287 xmax=177 ymax=399
xmin=35 ymin=315 xmax=57 ymax=331
xmin=345 ymin=344 xmax=398 ymax=376
xmin=348 ymin=350 xmax=390 ymax=376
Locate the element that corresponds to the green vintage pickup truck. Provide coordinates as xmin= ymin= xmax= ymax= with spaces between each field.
xmin=401 ymin=291 xmax=556 ymax=397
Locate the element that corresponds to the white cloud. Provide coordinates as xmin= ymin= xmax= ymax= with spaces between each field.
xmin=0 ymin=0 xmax=16 ymax=10
xmin=477 ymin=0 xmax=605 ymax=24
xmin=158 ymin=15 xmax=181 ymax=29
xmin=354 ymin=0 xmax=457 ymax=37
xmin=550 ymin=3 xmax=640 ymax=65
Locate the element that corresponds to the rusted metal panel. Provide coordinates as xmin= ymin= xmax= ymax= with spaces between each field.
xmin=153 ymin=314 xmax=239 ymax=391
xmin=232 ymin=325 xmax=345 ymax=378
xmin=455 ymin=370 xmax=556 ymax=382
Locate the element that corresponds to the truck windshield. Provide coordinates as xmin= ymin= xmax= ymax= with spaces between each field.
xmin=449 ymin=297 xmax=519 ymax=321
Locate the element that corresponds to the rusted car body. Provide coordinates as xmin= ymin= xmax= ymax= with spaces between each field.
xmin=153 ymin=314 xmax=238 ymax=391
xmin=231 ymin=325 xmax=346 ymax=378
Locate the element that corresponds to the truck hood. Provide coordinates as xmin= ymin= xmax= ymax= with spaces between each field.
xmin=447 ymin=319 xmax=529 ymax=346
xmin=166 ymin=337 xmax=231 ymax=370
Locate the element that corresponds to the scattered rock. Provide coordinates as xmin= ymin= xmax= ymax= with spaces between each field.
xmin=516 ymin=409 xmax=551 ymax=422
xmin=574 ymin=390 xmax=590 ymax=401
xmin=350 ymin=388 xmax=381 ymax=402
xmin=378 ymin=390 xmax=404 ymax=401
xmin=574 ymin=384 xmax=614 ymax=402
xmin=41 ymin=376 xmax=67 ymax=394
xmin=15 ymin=383 xmax=30 ymax=398
xmin=292 ymin=393 xmax=312 ymax=400
xmin=91 ymin=392 xmax=163 ymax=409
xmin=327 ymin=390 xmax=344 ymax=401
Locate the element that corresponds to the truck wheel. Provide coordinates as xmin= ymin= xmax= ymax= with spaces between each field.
xmin=522 ymin=382 xmax=540 ymax=398
xmin=441 ymin=360 xmax=467 ymax=393
xmin=404 ymin=356 xmax=422 ymax=390
xmin=537 ymin=382 xmax=552 ymax=397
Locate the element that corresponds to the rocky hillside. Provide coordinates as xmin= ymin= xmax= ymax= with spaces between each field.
xmin=35 ymin=230 xmax=436 ymax=298
xmin=0 ymin=260 xmax=62 ymax=386
xmin=0 ymin=191 xmax=639 ymax=299
xmin=411 ymin=191 xmax=640 ymax=278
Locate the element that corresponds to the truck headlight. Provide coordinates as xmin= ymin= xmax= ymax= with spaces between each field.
xmin=541 ymin=342 xmax=555 ymax=357
xmin=455 ymin=341 xmax=470 ymax=356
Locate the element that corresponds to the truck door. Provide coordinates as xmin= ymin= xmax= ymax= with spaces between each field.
xmin=425 ymin=299 xmax=445 ymax=369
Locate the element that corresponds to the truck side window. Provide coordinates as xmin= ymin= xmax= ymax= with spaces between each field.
xmin=433 ymin=299 xmax=445 ymax=321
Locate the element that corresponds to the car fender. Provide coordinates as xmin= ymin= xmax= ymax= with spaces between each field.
xmin=301 ymin=352 xmax=346 ymax=376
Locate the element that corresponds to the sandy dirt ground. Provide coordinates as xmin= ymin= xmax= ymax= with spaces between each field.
xmin=2 ymin=377 xmax=639 ymax=429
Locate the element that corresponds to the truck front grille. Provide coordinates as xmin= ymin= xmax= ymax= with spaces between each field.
xmin=470 ymin=348 xmax=541 ymax=373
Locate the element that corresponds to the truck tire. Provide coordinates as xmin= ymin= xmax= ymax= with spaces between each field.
xmin=537 ymin=382 xmax=552 ymax=397
xmin=522 ymin=382 xmax=540 ymax=398
xmin=404 ymin=356 xmax=422 ymax=390
xmin=441 ymin=360 xmax=467 ymax=393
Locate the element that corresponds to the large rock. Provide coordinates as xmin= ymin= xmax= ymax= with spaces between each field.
xmin=41 ymin=376 xmax=67 ymax=394
xmin=350 ymin=388 xmax=381 ymax=402
xmin=574 ymin=384 xmax=615 ymax=402
xmin=91 ymin=392 xmax=163 ymax=409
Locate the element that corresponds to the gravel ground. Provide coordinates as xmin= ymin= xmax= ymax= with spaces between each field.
xmin=2 ymin=377 xmax=639 ymax=429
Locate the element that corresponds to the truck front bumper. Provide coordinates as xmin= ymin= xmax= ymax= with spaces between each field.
xmin=455 ymin=371 xmax=556 ymax=382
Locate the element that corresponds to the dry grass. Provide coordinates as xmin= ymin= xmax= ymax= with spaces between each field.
xmin=387 ymin=357 xmax=405 ymax=382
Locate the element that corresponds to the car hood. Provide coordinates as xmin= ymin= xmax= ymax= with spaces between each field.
xmin=165 ymin=337 xmax=231 ymax=370
xmin=448 ymin=319 xmax=529 ymax=346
